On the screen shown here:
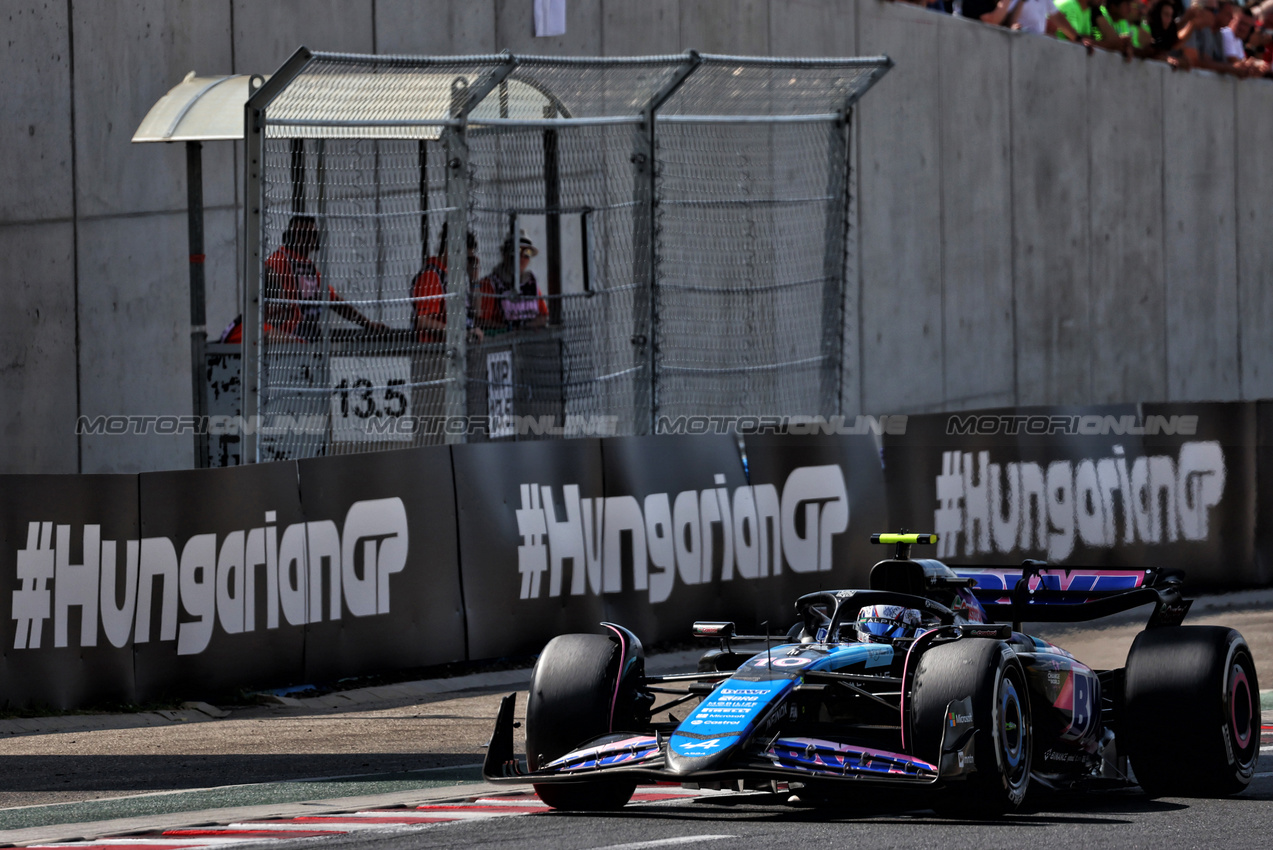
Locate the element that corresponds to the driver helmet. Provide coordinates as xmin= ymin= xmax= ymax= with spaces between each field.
xmin=856 ymin=604 xmax=923 ymax=643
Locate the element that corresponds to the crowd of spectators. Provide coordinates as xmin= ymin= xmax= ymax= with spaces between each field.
xmin=898 ymin=0 xmax=1273 ymax=76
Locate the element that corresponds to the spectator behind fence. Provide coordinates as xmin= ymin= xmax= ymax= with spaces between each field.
xmin=983 ymin=0 xmax=1054 ymax=33
xmin=477 ymin=232 xmax=548 ymax=334
xmin=1147 ymin=0 xmax=1188 ymax=63
xmin=1094 ymin=0 xmax=1140 ymax=56
xmin=1180 ymin=0 xmax=1245 ymax=74
xmin=264 ymin=215 xmax=387 ymax=342
xmin=1050 ymin=0 xmax=1099 ymax=49
xmin=412 ymin=223 xmax=483 ymax=344
xmin=1247 ymin=12 xmax=1273 ymax=69
xmin=1224 ymin=6 xmax=1272 ymax=73
xmin=1122 ymin=0 xmax=1156 ymax=54
xmin=959 ymin=0 xmax=1002 ymax=22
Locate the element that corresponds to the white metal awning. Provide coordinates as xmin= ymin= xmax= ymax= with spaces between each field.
xmin=133 ymin=69 xmax=564 ymax=143
xmin=263 ymin=72 xmax=563 ymax=139
xmin=132 ymin=72 xmax=266 ymax=143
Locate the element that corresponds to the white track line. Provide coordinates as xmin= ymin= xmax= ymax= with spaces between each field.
xmin=586 ymin=836 xmax=733 ymax=850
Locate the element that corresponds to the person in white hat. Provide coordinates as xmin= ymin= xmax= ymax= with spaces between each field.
xmin=477 ymin=232 xmax=548 ymax=332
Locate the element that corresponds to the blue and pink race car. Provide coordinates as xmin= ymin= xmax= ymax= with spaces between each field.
xmin=484 ymin=533 xmax=1260 ymax=815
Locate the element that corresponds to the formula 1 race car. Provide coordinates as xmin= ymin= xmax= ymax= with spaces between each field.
xmin=483 ymin=533 xmax=1261 ymax=815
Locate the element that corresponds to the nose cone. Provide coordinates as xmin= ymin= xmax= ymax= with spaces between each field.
xmin=666 ymin=732 xmax=740 ymax=773
xmin=663 ymin=677 xmax=794 ymax=775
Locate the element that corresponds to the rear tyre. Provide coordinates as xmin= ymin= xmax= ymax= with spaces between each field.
xmin=910 ymin=638 xmax=1032 ymax=817
xmin=526 ymin=633 xmax=637 ymax=811
xmin=1123 ymin=626 xmax=1259 ymax=797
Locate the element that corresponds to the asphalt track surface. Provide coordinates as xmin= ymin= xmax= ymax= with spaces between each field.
xmin=321 ymin=770 xmax=1273 ymax=850
xmin=0 ymin=591 xmax=1270 ymax=849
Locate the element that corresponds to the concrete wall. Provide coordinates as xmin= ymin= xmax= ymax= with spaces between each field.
xmin=2 ymin=0 xmax=1270 ymax=473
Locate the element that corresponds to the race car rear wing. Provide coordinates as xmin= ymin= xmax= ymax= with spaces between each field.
xmin=950 ymin=561 xmax=1191 ymax=630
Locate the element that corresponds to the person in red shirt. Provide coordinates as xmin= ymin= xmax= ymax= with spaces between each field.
xmin=476 ymin=232 xmax=548 ymax=333
xmin=264 ymin=216 xmax=386 ymax=341
xmin=412 ymin=223 xmax=484 ymax=343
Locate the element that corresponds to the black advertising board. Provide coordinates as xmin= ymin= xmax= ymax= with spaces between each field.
xmin=0 ymin=474 xmax=140 ymax=709
xmin=297 ymin=445 xmax=465 ymax=682
xmin=2 ymin=401 xmax=1269 ymax=713
xmin=1138 ymin=402 xmax=1257 ymax=585
xmin=1255 ymin=401 xmax=1273 ymax=586
xmin=1006 ymin=403 xmax=1149 ymax=569
xmin=883 ymin=406 xmax=1024 ymax=564
xmin=452 ymin=439 xmax=606 ymax=658
xmin=883 ymin=404 xmax=1255 ymax=586
xmin=886 ymin=405 xmax=1152 ymax=567
xmin=599 ymin=435 xmax=749 ymax=643
xmin=740 ymin=432 xmax=890 ymax=617
xmin=135 ymin=462 xmax=306 ymax=701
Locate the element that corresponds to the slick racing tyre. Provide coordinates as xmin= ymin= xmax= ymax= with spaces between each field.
xmin=526 ymin=633 xmax=637 ymax=810
xmin=911 ymin=637 xmax=1032 ymax=817
xmin=1123 ymin=626 xmax=1259 ymax=797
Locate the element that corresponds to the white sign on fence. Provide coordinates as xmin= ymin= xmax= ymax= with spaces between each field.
xmin=488 ymin=351 xmax=514 ymax=438
xmin=330 ymin=356 xmax=413 ymax=443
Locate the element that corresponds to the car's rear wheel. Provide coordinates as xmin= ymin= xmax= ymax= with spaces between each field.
xmin=910 ymin=637 xmax=1032 ymax=817
xmin=526 ymin=633 xmax=637 ymax=811
xmin=1123 ymin=626 xmax=1259 ymax=797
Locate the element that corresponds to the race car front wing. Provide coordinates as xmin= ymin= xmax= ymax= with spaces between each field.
xmin=482 ymin=693 xmax=977 ymax=789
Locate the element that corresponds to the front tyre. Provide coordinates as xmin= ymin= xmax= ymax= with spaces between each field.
xmin=526 ymin=633 xmax=637 ymax=810
xmin=1123 ymin=626 xmax=1259 ymax=797
xmin=910 ymin=637 xmax=1032 ymax=816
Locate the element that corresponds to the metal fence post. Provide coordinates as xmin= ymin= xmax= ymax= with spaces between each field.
xmin=243 ymin=47 xmax=314 ymax=463
xmin=632 ymin=51 xmax=701 ymax=436
xmin=442 ymin=89 xmax=471 ymax=440
xmin=441 ymin=55 xmax=519 ymax=444
xmin=820 ymin=109 xmax=851 ymax=416
xmin=185 ymin=141 xmax=210 ymax=468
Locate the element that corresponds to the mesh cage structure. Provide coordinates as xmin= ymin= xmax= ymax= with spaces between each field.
xmin=243 ymin=49 xmax=890 ymax=461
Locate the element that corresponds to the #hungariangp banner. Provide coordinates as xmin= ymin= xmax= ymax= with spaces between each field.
xmin=453 ymin=433 xmax=888 ymax=658
xmin=0 ymin=448 xmax=463 ymax=708
xmin=1 ymin=404 xmax=1268 ymax=711
xmin=882 ymin=402 xmax=1263 ymax=587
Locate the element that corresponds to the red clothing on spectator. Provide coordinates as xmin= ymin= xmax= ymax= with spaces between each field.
xmin=412 ymin=255 xmax=451 ymax=341
xmin=217 ymin=318 xmax=273 ymax=344
xmin=264 ymin=246 xmax=336 ymax=339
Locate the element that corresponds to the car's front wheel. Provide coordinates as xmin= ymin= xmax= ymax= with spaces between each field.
xmin=526 ymin=633 xmax=638 ymax=810
xmin=910 ymin=637 xmax=1032 ymax=816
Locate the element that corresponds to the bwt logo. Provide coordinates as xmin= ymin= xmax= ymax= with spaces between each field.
xmin=934 ymin=442 xmax=1225 ymax=560
xmin=514 ymin=465 xmax=850 ymax=602
xmin=11 ymin=498 xmax=408 ymax=655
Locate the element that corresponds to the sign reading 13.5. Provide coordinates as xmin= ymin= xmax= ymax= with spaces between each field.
xmin=330 ymin=356 xmax=412 ymax=443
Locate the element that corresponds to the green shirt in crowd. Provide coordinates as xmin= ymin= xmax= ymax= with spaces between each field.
xmin=1054 ymin=0 xmax=1095 ymax=39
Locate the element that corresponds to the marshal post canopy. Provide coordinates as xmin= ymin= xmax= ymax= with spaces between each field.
xmin=243 ymin=48 xmax=892 ymax=461
xmin=132 ymin=72 xmax=267 ymax=143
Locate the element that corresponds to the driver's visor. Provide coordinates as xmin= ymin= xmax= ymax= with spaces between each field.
xmin=858 ymin=617 xmax=909 ymax=639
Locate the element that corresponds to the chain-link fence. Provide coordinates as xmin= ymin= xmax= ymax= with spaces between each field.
xmin=243 ymin=50 xmax=890 ymax=461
